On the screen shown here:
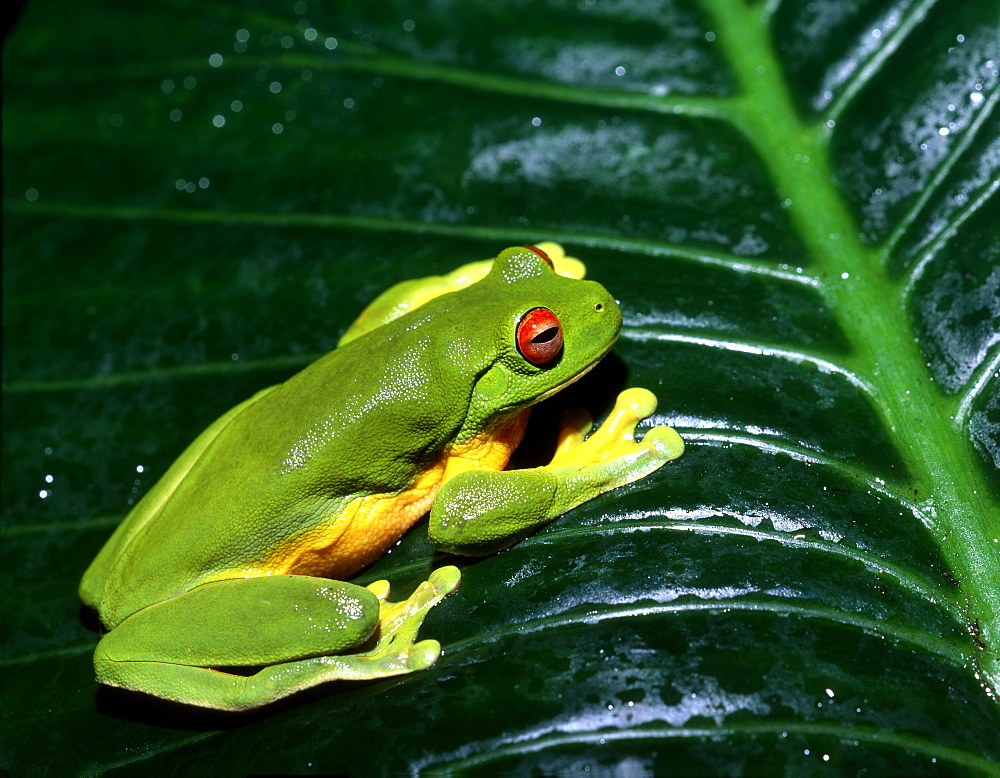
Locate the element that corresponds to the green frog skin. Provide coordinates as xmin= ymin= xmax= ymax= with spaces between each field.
xmin=79 ymin=243 xmax=684 ymax=711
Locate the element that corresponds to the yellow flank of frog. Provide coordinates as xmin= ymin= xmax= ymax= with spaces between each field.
xmin=263 ymin=409 xmax=532 ymax=580
xmin=78 ymin=244 xmax=684 ymax=711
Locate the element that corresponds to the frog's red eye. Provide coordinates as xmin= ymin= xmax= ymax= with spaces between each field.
xmin=517 ymin=307 xmax=563 ymax=366
xmin=523 ymin=245 xmax=553 ymax=268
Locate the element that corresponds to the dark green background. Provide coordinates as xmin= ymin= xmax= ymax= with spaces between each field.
xmin=4 ymin=0 xmax=999 ymax=774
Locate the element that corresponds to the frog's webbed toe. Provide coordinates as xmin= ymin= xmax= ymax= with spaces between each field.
xmin=361 ymin=565 xmax=461 ymax=669
xmin=548 ymin=387 xmax=685 ymax=483
xmin=429 ymin=389 xmax=684 ymax=558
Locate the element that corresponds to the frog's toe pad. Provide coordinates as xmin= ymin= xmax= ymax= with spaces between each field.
xmin=366 ymin=579 xmax=391 ymax=601
xmin=640 ymin=424 xmax=685 ymax=461
xmin=550 ymin=388 xmax=684 ymax=473
xmin=366 ymin=566 xmax=461 ymax=669
xmin=407 ymin=639 xmax=442 ymax=671
xmin=428 ymin=565 xmax=462 ymax=596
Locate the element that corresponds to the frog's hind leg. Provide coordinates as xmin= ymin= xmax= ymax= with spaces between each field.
xmin=93 ymin=567 xmax=460 ymax=711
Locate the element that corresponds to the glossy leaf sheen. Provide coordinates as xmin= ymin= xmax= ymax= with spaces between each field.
xmin=3 ymin=0 xmax=999 ymax=774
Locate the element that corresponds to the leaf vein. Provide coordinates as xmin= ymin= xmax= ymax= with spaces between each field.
xmin=955 ymin=346 xmax=1000 ymax=430
xmin=825 ymin=0 xmax=940 ymax=124
xmin=888 ymin=84 xmax=1000 ymax=271
xmin=446 ymin=599 xmax=966 ymax=672
xmin=619 ymin=330 xmax=874 ymax=396
xmin=901 ymin=172 xmax=1000 ymax=302
xmin=423 ymin=720 xmax=999 ymax=774
xmin=539 ymin=516 xmax=956 ymax=607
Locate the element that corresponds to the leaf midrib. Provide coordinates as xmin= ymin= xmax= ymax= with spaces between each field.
xmin=702 ymin=0 xmax=1000 ymax=695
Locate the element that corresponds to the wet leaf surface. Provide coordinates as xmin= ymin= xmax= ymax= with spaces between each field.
xmin=3 ymin=0 xmax=999 ymax=773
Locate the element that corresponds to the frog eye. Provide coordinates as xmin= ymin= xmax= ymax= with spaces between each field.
xmin=523 ymin=245 xmax=554 ymax=268
xmin=517 ymin=307 xmax=563 ymax=366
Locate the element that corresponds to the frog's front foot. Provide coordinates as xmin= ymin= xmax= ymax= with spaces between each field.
xmin=360 ymin=565 xmax=462 ymax=673
xmin=549 ymin=387 xmax=685 ymax=490
xmin=429 ymin=389 xmax=683 ymax=557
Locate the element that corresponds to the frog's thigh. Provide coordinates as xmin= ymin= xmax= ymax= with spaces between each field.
xmin=101 ymin=576 xmax=380 ymax=666
xmin=95 ymin=575 xmax=380 ymax=708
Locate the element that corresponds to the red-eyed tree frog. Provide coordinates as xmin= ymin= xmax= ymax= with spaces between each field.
xmin=79 ymin=243 xmax=684 ymax=711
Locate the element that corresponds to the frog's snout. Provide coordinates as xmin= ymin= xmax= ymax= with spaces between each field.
xmin=590 ymin=287 xmax=622 ymax=332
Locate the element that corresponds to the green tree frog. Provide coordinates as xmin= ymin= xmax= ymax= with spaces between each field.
xmin=79 ymin=243 xmax=684 ymax=711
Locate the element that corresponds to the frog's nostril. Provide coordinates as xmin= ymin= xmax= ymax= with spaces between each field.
xmin=595 ymin=303 xmax=604 ymax=312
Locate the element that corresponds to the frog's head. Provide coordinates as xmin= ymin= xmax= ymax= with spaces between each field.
xmin=453 ymin=245 xmax=622 ymax=436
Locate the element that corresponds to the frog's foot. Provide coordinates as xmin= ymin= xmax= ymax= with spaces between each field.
xmin=547 ymin=388 xmax=685 ymax=492
xmin=357 ymin=565 xmax=462 ymax=674
xmin=429 ymin=389 xmax=684 ymax=557
xmin=231 ymin=567 xmax=461 ymax=706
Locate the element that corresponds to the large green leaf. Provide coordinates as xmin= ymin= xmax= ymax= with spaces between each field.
xmin=3 ymin=0 xmax=999 ymax=773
